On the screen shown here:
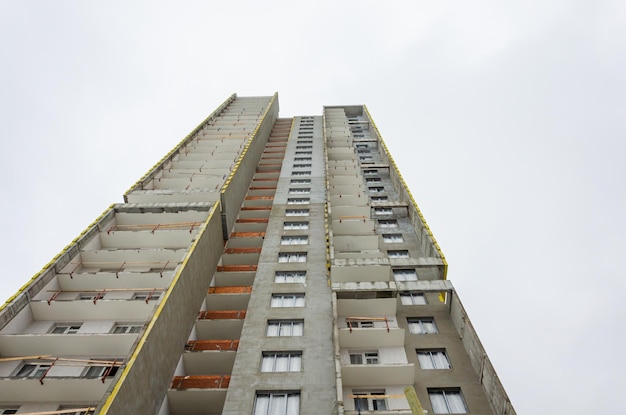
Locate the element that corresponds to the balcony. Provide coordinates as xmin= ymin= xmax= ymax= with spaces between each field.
xmin=206 ymin=287 xmax=251 ymax=310
xmin=0 ymin=333 xmax=137 ymax=356
xmin=331 ymin=265 xmax=391 ymax=283
xmin=195 ymin=311 xmax=245 ymax=339
xmin=171 ymin=375 xmax=230 ymax=389
xmin=341 ymin=363 xmax=415 ymax=386
xmin=29 ymin=299 xmax=158 ymax=321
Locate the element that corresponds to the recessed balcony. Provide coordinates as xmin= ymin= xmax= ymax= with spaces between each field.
xmin=341 ymin=363 xmax=415 ymax=386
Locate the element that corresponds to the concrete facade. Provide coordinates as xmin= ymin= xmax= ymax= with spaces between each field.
xmin=0 ymin=94 xmax=515 ymax=415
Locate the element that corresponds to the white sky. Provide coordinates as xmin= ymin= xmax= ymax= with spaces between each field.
xmin=1 ymin=1 xmax=625 ymax=413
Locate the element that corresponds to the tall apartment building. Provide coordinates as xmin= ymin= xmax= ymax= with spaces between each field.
xmin=0 ymin=94 xmax=515 ymax=415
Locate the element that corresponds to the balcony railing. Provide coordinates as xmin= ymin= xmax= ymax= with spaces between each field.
xmin=171 ymin=375 xmax=230 ymax=389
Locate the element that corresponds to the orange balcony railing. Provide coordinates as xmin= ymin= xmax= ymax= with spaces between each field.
xmin=171 ymin=375 xmax=230 ymax=389
xmin=208 ymin=286 xmax=252 ymax=294
xmin=198 ymin=310 xmax=246 ymax=320
xmin=185 ymin=340 xmax=239 ymax=351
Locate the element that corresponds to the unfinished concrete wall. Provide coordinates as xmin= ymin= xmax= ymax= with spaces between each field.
xmin=220 ymin=94 xmax=279 ymax=239
xmin=449 ymin=290 xmax=517 ymax=415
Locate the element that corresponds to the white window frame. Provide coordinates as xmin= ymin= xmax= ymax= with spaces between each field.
xmin=374 ymin=208 xmax=393 ymax=215
xmin=267 ymin=320 xmax=303 ymax=337
xmin=408 ymin=318 xmax=438 ymax=334
xmin=280 ymin=235 xmax=308 ymax=245
xmin=283 ymin=221 xmax=309 ymax=230
xmin=347 ymin=319 xmax=374 ymax=328
xmin=271 ymin=294 xmax=305 ymax=308
xmin=393 ymin=269 xmax=418 ymax=281
xmin=0 ymin=408 xmax=18 ymax=414
xmin=15 ymin=363 xmax=51 ymax=378
xmin=288 ymin=188 xmax=310 ymax=194
xmin=253 ymin=391 xmax=300 ymax=415
xmin=292 ymin=171 xmax=311 ymax=176
xmin=388 ymin=250 xmax=409 ymax=258
xmin=428 ymin=389 xmax=467 ymax=414
xmin=112 ymin=323 xmax=143 ymax=334
xmin=295 ymin=151 xmax=312 ymax=155
xmin=349 ymin=351 xmax=379 ymax=365
xmin=368 ymin=186 xmax=385 ymax=193
xmin=278 ymin=252 xmax=307 ymax=263
xmin=261 ymin=352 xmax=302 ymax=372
xmin=293 ymin=157 xmax=312 ymax=162
xmin=285 ymin=209 xmax=309 ymax=217
xmin=287 ymin=198 xmax=310 ymax=205
xmin=400 ymin=292 xmax=427 ymax=305
xmin=290 ymin=179 xmax=311 ymax=184
xmin=383 ymin=233 xmax=404 ymax=243
xmin=83 ymin=362 xmax=120 ymax=379
xmin=371 ymin=196 xmax=389 ymax=201
xmin=417 ymin=350 xmax=451 ymax=370
xmin=292 ymin=164 xmax=311 ymax=169
xmin=133 ymin=292 xmax=161 ymax=301
xmin=353 ymin=390 xmax=387 ymax=412
xmin=378 ymin=219 xmax=398 ymax=227
xmin=50 ymin=323 xmax=82 ymax=334
xmin=275 ymin=271 xmax=306 ymax=283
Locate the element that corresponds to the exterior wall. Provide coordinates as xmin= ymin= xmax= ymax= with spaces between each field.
xmin=100 ymin=203 xmax=224 ymax=415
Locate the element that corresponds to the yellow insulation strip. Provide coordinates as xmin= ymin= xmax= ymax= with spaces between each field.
xmin=363 ymin=106 xmax=448 ymax=280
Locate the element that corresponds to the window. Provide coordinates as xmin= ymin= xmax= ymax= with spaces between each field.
xmin=0 ymin=409 xmax=18 ymax=415
xmin=15 ymin=363 xmax=50 ymax=378
xmin=366 ymin=177 xmax=382 ymax=183
xmin=393 ymin=269 xmax=418 ymax=281
xmin=112 ymin=324 xmax=143 ymax=334
xmin=271 ymin=294 xmax=305 ymax=307
xmin=286 ymin=209 xmax=309 ymax=217
xmin=368 ymin=186 xmax=385 ymax=193
xmin=57 ymin=406 xmax=95 ymax=415
xmin=363 ymin=169 xmax=378 ymax=175
xmin=288 ymin=188 xmax=310 ymax=194
xmin=287 ymin=198 xmax=309 ymax=205
xmin=296 ymin=140 xmax=312 ymax=144
xmin=84 ymin=364 xmax=119 ymax=378
xmin=292 ymin=171 xmax=311 ymax=176
xmin=347 ymin=319 xmax=374 ymax=328
xmin=290 ymin=179 xmax=310 ymax=184
xmin=371 ymin=196 xmax=388 ymax=202
xmin=408 ymin=318 xmax=438 ymax=334
xmin=428 ymin=389 xmax=467 ymax=414
xmin=275 ymin=271 xmax=306 ymax=283
xmin=267 ymin=320 xmax=303 ymax=337
xmin=349 ymin=351 xmax=379 ymax=365
xmin=292 ymin=164 xmax=311 ymax=169
xmin=417 ymin=350 xmax=451 ymax=369
xmin=278 ymin=252 xmax=307 ymax=263
xmin=353 ymin=390 xmax=387 ymax=412
xmin=400 ymin=292 xmax=426 ymax=305
xmin=388 ymin=250 xmax=409 ymax=259
xmin=374 ymin=207 xmax=393 ymax=215
xmin=357 ymin=149 xmax=371 ymax=154
xmin=383 ymin=234 xmax=404 ymax=243
xmin=253 ymin=391 xmax=300 ymax=415
xmin=50 ymin=323 xmax=82 ymax=334
xmin=261 ymin=352 xmax=302 ymax=372
xmin=295 ymin=145 xmax=312 ymax=150
xmin=133 ymin=292 xmax=160 ymax=301
xmin=281 ymin=236 xmax=308 ymax=245
xmin=378 ymin=219 xmax=398 ymax=227
xmin=78 ymin=293 xmax=104 ymax=301
xmin=360 ymin=156 xmax=373 ymax=161
xmin=283 ymin=221 xmax=309 ymax=230
xmin=295 ymin=151 xmax=312 ymax=155
xmin=293 ymin=157 xmax=311 ymax=162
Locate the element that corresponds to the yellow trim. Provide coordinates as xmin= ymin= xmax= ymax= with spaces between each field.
xmin=0 ymin=204 xmax=116 ymax=313
xmin=123 ymin=93 xmax=237 ymax=197
xmin=99 ymin=202 xmax=221 ymax=414
xmin=363 ymin=106 xmax=448 ymax=280
xmin=221 ymin=93 xmax=278 ymax=194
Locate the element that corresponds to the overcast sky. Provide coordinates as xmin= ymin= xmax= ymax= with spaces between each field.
xmin=1 ymin=1 xmax=625 ymax=413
